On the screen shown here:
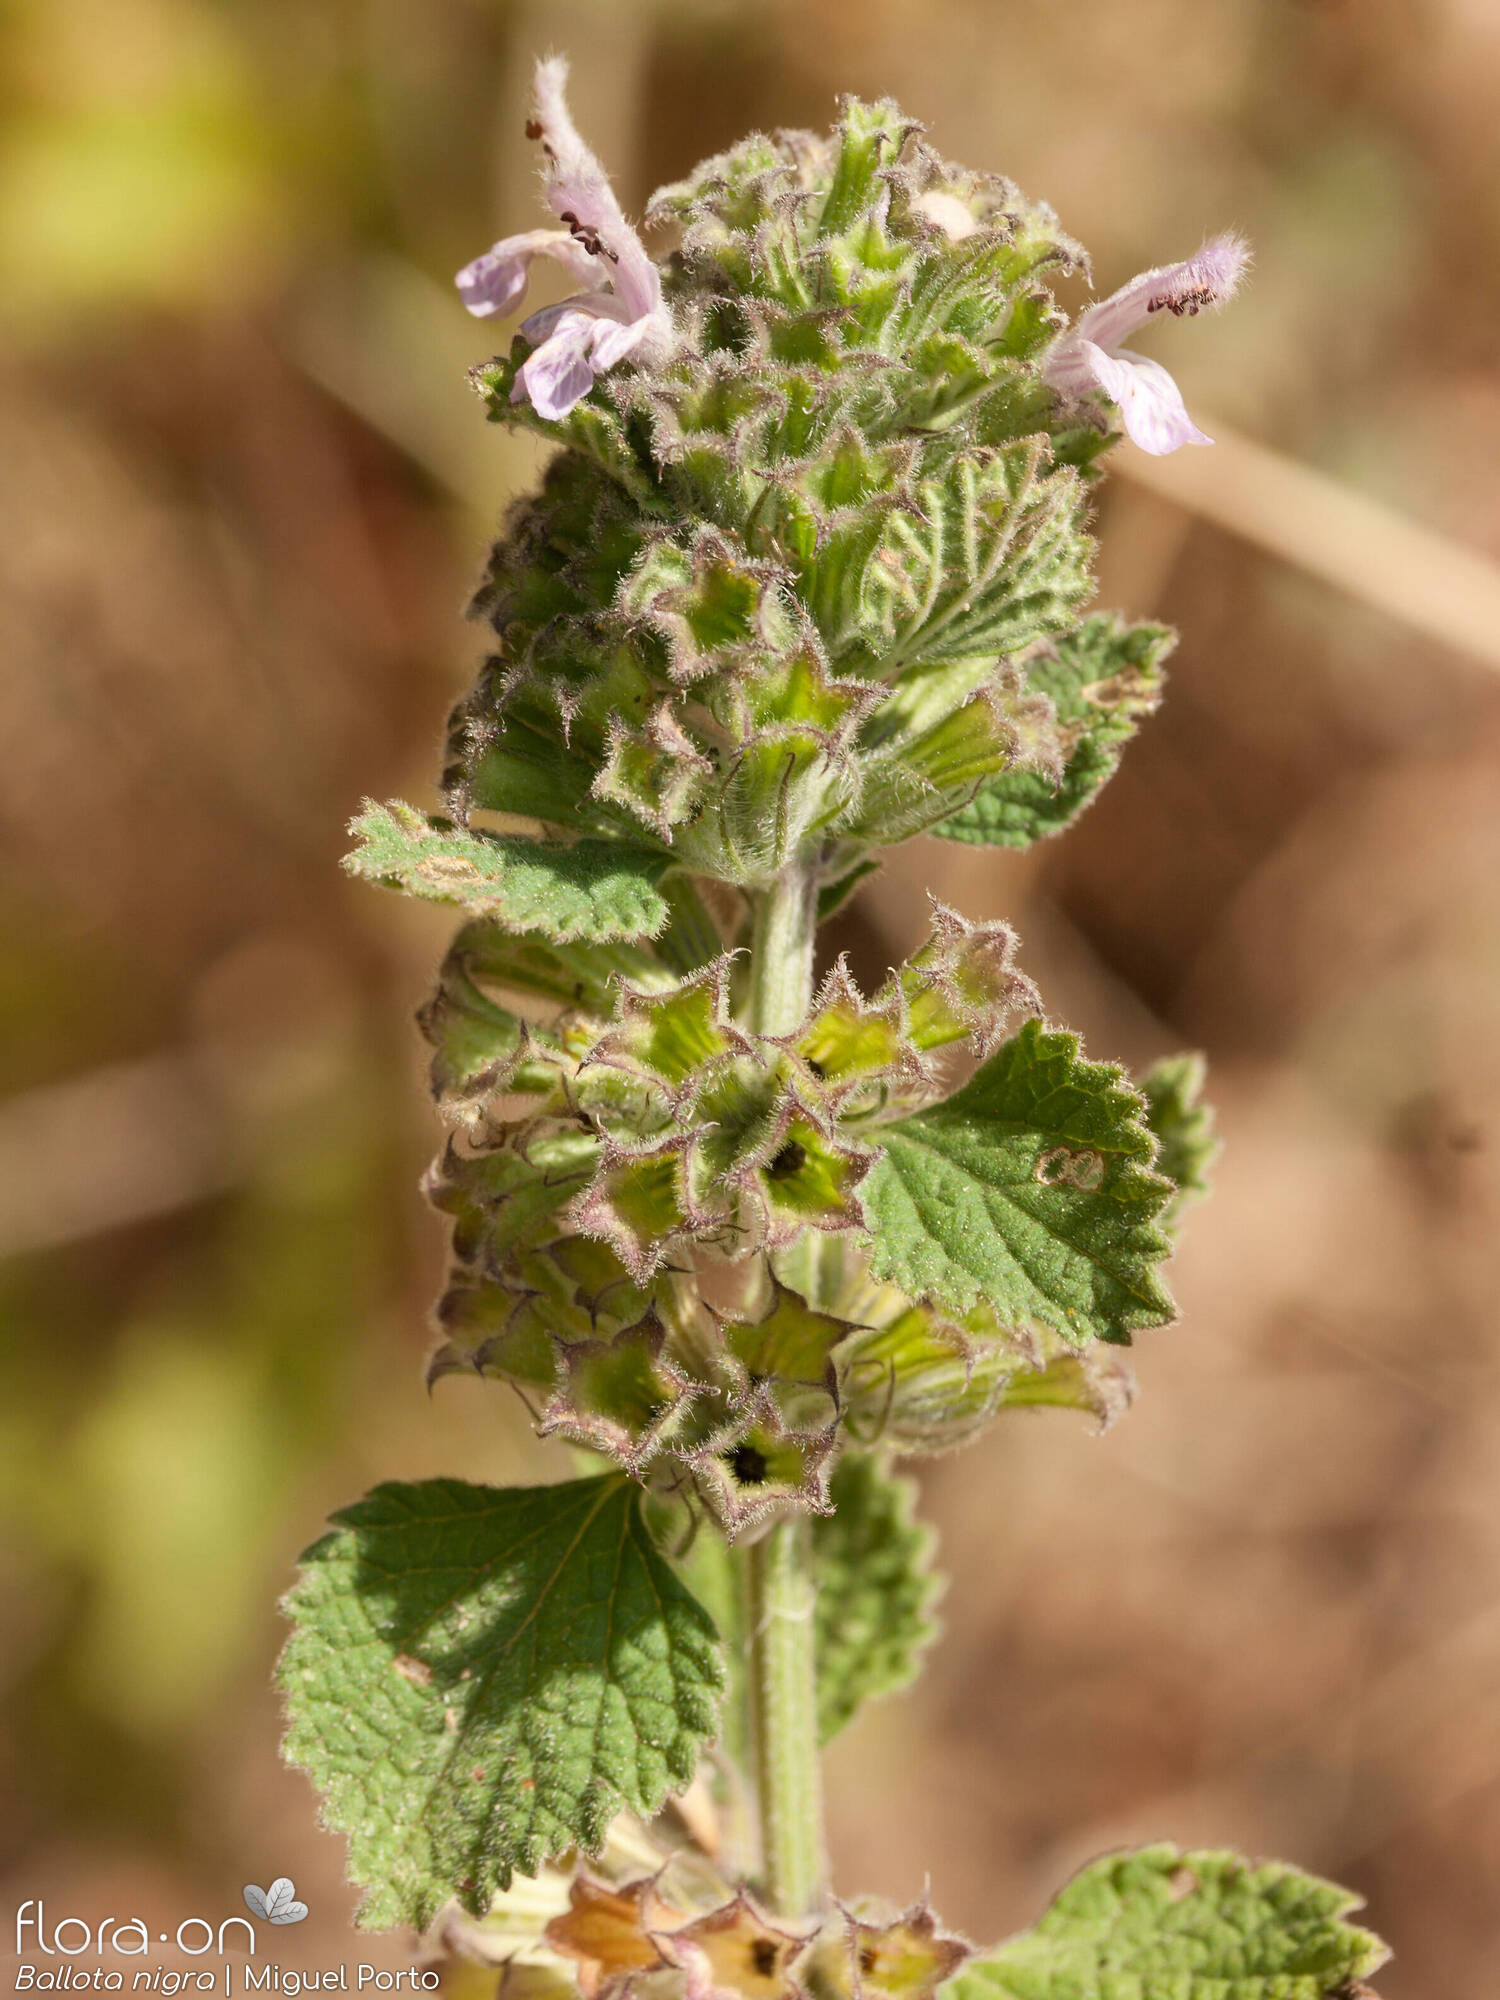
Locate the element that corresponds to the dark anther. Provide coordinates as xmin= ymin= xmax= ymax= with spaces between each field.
xmin=726 ymin=1443 xmax=769 ymax=1485
xmin=524 ymin=119 xmax=544 ymax=140
xmin=805 ymin=1058 xmax=826 ymax=1078
xmin=559 ymin=209 xmax=619 ymax=264
xmin=750 ymin=1942 xmax=779 ymax=1978
xmin=859 ymin=1949 xmax=879 ymax=1975
xmin=767 ymin=1141 xmax=807 ymax=1181
xmin=1147 ymin=284 xmax=1215 ymax=317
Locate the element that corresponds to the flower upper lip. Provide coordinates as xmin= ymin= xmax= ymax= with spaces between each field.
xmin=454 ymin=56 xmax=672 ymax=422
xmin=1042 ymin=232 xmax=1250 ymax=455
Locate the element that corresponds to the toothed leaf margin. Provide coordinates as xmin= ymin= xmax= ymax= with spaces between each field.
xmin=279 ymin=1475 xmax=724 ymax=1929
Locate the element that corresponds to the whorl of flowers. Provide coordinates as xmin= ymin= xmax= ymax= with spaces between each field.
xmin=375 ymin=67 xmax=1245 ymax=1525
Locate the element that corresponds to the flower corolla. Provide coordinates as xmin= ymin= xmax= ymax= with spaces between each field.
xmin=455 ymin=58 xmax=671 ymax=420
xmin=1043 ymin=233 xmax=1249 ymax=455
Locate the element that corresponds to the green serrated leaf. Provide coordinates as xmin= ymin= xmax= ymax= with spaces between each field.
xmin=812 ymin=1451 xmax=941 ymax=1744
xmin=858 ymin=443 xmax=1091 ymax=672
xmin=861 ymin=1020 xmax=1175 ymax=1347
xmin=345 ymin=801 xmax=671 ymax=942
xmin=932 ymin=616 xmax=1171 ymax=848
xmin=1141 ymin=1052 xmax=1219 ymax=1236
xmin=944 ymin=1844 xmax=1389 ymax=2000
xmin=279 ymin=1475 xmax=724 ymax=1930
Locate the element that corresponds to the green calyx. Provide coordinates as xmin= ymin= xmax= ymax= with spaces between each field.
xmin=413 ymin=889 xmax=1168 ymax=1517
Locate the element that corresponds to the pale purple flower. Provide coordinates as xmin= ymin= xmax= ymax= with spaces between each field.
xmin=455 ymin=57 xmax=671 ymax=421
xmin=1043 ymin=233 xmax=1249 ymax=455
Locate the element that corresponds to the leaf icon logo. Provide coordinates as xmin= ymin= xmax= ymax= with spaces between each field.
xmin=243 ymin=1879 xmax=309 ymax=1925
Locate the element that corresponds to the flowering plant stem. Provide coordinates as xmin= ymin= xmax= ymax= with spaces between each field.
xmin=747 ymin=1515 xmax=825 ymax=1917
xmin=742 ymin=863 xmax=826 ymax=1916
xmin=747 ymin=864 xmax=820 ymax=1040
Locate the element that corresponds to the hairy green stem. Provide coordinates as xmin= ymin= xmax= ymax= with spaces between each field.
xmin=746 ymin=862 xmax=818 ymax=1039
xmin=747 ymin=1514 xmax=825 ymax=1917
xmin=742 ymin=861 xmax=826 ymax=1916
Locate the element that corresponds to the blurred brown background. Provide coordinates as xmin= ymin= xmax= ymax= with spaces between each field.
xmin=3 ymin=0 xmax=1499 ymax=1991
